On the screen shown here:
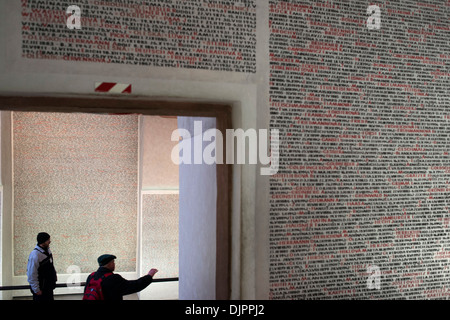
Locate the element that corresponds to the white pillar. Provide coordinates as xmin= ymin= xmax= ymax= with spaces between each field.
xmin=178 ymin=117 xmax=217 ymax=300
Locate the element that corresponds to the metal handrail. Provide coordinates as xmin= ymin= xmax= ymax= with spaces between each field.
xmin=0 ymin=277 xmax=179 ymax=291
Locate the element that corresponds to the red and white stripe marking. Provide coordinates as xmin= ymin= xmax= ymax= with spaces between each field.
xmin=95 ymin=82 xmax=132 ymax=94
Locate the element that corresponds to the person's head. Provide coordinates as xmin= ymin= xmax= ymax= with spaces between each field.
xmin=37 ymin=232 xmax=51 ymax=249
xmin=98 ymin=254 xmax=116 ymax=271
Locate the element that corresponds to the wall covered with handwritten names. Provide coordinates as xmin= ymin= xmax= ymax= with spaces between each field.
xmin=13 ymin=112 xmax=139 ymax=275
xmin=268 ymin=0 xmax=450 ymax=299
xmin=10 ymin=0 xmax=450 ymax=299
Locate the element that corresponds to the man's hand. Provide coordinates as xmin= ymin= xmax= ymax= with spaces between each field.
xmin=35 ymin=290 xmax=43 ymax=296
xmin=148 ymin=268 xmax=158 ymax=277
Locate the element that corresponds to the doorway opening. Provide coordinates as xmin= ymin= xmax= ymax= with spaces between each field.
xmin=0 ymin=95 xmax=232 ymax=300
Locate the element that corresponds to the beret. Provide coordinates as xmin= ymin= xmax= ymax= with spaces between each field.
xmin=97 ymin=254 xmax=116 ymax=266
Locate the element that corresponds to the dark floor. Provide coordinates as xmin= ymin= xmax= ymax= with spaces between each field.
xmin=13 ymin=293 xmax=139 ymax=300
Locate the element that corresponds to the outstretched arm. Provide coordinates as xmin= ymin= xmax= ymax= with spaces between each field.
xmin=115 ymin=269 xmax=159 ymax=297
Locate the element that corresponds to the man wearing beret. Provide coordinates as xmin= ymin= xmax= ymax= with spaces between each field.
xmin=84 ymin=254 xmax=158 ymax=300
xmin=26 ymin=232 xmax=58 ymax=301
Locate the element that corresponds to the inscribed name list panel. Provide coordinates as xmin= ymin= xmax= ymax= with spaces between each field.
xmin=21 ymin=0 xmax=256 ymax=73
xmin=269 ymin=0 xmax=450 ymax=299
xmin=13 ymin=112 xmax=139 ymax=275
xmin=141 ymin=193 xmax=179 ymax=279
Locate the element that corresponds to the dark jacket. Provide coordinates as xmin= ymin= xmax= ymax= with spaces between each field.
xmin=85 ymin=267 xmax=153 ymax=300
xmin=27 ymin=246 xmax=57 ymax=294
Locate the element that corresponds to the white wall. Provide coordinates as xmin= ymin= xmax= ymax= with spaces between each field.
xmin=1 ymin=112 xmax=12 ymax=300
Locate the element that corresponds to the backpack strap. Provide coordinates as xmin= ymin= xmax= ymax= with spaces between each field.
xmin=90 ymin=271 xmax=113 ymax=281
xmin=85 ymin=272 xmax=96 ymax=287
xmin=34 ymin=247 xmax=49 ymax=256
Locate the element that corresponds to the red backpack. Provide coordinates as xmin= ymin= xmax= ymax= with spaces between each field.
xmin=83 ymin=272 xmax=112 ymax=300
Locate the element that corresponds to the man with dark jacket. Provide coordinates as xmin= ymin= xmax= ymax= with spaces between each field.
xmin=84 ymin=254 xmax=158 ymax=300
xmin=26 ymin=232 xmax=58 ymax=301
